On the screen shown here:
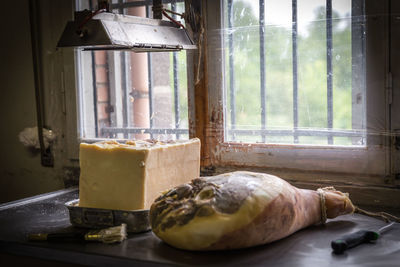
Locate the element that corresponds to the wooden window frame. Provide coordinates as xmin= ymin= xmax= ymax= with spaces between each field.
xmin=189 ymin=0 xmax=394 ymax=187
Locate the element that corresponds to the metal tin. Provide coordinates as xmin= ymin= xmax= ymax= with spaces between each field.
xmin=65 ymin=199 xmax=150 ymax=233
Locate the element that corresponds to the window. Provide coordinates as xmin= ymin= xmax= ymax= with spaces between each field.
xmin=75 ymin=0 xmax=189 ymax=141
xmin=223 ymin=0 xmax=365 ymax=146
xmin=69 ymin=0 xmax=395 ymax=182
xmin=200 ymin=0 xmax=392 ymax=181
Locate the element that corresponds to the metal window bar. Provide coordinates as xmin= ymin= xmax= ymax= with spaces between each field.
xmin=88 ymin=0 xmax=99 ymax=138
xmin=172 ymin=1 xmax=181 ymax=139
xmin=259 ymin=0 xmax=266 ymax=143
xmin=120 ymin=52 xmax=129 ymax=139
xmin=76 ymin=46 xmax=85 ymax=138
xmin=146 ymin=5 xmax=154 ymax=139
xmin=226 ymin=128 xmax=365 ymax=139
xmin=326 ymin=0 xmax=334 ymax=144
xmin=90 ymin=51 xmax=99 ymax=138
xmin=227 ymin=0 xmax=236 ymax=141
xmin=292 ymin=0 xmax=299 ymax=144
xmin=117 ymin=0 xmax=129 ymax=139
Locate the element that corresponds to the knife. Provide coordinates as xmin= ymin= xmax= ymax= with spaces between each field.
xmin=331 ymin=222 xmax=396 ymax=254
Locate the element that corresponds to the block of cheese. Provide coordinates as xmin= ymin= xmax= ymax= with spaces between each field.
xmin=78 ymin=138 xmax=200 ymax=211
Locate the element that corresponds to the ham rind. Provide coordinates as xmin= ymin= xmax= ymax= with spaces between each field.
xmin=150 ymin=171 xmax=355 ymax=251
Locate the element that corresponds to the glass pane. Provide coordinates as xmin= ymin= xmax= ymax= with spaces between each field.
xmin=223 ymin=0 xmax=365 ymax=146
xmin=76 ymin=1 xmax=189 ymax=141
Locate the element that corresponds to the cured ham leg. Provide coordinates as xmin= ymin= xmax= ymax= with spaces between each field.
xmin=150 ymin=171 xmax=355 ymax=250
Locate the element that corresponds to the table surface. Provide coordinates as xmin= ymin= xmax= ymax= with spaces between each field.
xmin=0 ymin=188 xmax=399 ymax=267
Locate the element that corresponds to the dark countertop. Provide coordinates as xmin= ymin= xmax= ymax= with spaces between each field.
xmin=0 ymin=188 xmax=399 ymax=267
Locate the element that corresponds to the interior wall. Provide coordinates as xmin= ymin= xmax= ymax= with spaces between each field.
xmin=0 ymin=1 xmax=73 ymax=203
xmin=391 ymin=1 xmax=400 ymax=186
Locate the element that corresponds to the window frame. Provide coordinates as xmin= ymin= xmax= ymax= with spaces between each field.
xmin=192 ymin=0 xmax=393 ymax=185
xmin=74 ymin=0 xmax=189 ymax=141
xmin=62 ymin=0 xmax=395 ymax=185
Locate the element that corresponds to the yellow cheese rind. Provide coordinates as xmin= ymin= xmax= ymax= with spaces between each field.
xmin=78 ymin=138 xmax=200 ymax=211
